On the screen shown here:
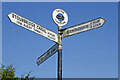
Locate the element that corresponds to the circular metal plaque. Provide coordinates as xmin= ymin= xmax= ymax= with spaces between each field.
xmin=52 ymin=9 xmax=68 ymax=26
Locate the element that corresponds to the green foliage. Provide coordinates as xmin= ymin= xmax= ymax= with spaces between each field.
xmin=0 ymin=64 xmax=35 ymax=80
xmin=20 ymin=71 xmax=35 ymax=80
xmin=1 ymin=64 xmax=18 ymax=80
xmin=0 ymin=65 xmax=2 ymax=80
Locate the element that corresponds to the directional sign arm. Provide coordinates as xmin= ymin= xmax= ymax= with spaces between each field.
xmin=36 ymin=43 xmax=58 ymax=66
xmin=8 ymin=12 xmax=59 ymax=43
xmin=62 ymin=17 xmax=106 ymax=38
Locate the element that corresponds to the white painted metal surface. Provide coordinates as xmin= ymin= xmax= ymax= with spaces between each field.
xmin=36 ymin=43 xmax=58 ymax=66
xmin=8 ymin=12 xmax=59 ymax=43
xmin=62 ymin=17 xmax=106 ymax=38
xmin=52 ymin=9 xmax=68 ymax=27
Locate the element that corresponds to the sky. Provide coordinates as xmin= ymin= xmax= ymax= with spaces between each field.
xmin=2 ymin=2 xmax=118 ymax=78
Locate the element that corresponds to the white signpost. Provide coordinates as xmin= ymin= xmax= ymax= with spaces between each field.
xmin=8 ymin=12 xmax=59 ymax=43
xmin=8 ymin=9 xmax=106 ymax=80
xmin=62 ymin=17 xmax=106 ymax=38
xmin=52 ymin=9 xmax=68 ymax=27
xmin=36 ymin=43 xmax=58 ymax=66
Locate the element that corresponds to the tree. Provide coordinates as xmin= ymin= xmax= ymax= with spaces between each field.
xmin=20 ymin=71 xmax=35 ymax=80
xmin=0 ymin=64 xmax=35 ymax=80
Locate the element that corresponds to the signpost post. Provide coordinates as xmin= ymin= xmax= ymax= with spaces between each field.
xmin=52 ymin=9 xmax=68 ymax=80
xmin=8 ymin=9 xmax=106 ymax=80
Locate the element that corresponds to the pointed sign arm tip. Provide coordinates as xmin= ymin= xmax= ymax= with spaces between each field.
xmin=8 ymin=12 xmax=59 ymax=43
xmin=61 ymin=17 xmax=106 ymax=38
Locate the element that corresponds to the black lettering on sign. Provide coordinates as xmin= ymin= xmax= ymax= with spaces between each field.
xmin=82 ymin=26 xmax=86 ymax=30
xmin=68 ymin=29 xmax=75 ymax=33
xmin=13 ymin=14 xmax=16 ymax=19
xmin=55 ymin=19 xmax=60 ymax=24
xmin=93 ymin=23 xmax=101 ymax=27
xmin=36 ymin=25 xmax=46 ymax=33
xmin=51 ymin=48 xmax=56 ymax=53
xmin=56 ymin=10 xmax=64 ymax=14
xmin=34 ymin=28 xmax=41 ymax=34
xmin=78 ymin=27 xmax=82 ymax=31
xmin=93 ymin=19 xmax=100 ymax=24
xmin=48 ymin=35 xmax=55 ymax=40
xmin=80 ymin=26 xmax=84 ymax=30
xmin=12 ymin=13 xmax=14 ymax=18
xmin=90 ymin=22 xmax=93 ymax=28
xmin=23 ymin=24 xmax=32 ymax=29
xmin=23 ymin=19 xmax=28 ymax=24
xmin=21 ymin=18 xmax=25 ymax=23
xmin=23 ymin=24 xmax=27 ymax=28
xmin=85 ymin=24 xmax=89 ymax=28
xmin=32 ymin=24 xmax=35 ymax=27
xmin=47 ymin=51 xmax=50 ymax=55
xmin=68 ymin=24 xmax=89 ymax=34
xmin=16 ymin=16 xmax=20 ymax=21
xmin=60 ymin=21 xmax=66 ymax=24
xmin=48 ymin=32 xmax=55 ymax=37
xmin=12 ymin=13 xmax=35 ymax=28
xmin=28 ymin=21 xmax=31 ymax=26
xmin=17 ymin=21 xmax=22 ymax=25
xmin=40 ymin=56 xmax=44 ymax=61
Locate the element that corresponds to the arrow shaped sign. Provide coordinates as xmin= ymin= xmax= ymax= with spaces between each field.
xmin=62 ymin=17 xmax=106 ymax=38
xmin=8 ymin=12 xmax=59 ymax=43
xmin=36 ymin=43 xmax=58 ymax=66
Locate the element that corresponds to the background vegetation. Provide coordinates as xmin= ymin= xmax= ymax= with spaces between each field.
xmin=0 ymin=64 xmax=34 ymax=80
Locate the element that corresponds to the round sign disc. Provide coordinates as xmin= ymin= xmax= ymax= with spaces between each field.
xmin=52 ymin=9 xmax=68 ymax=26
